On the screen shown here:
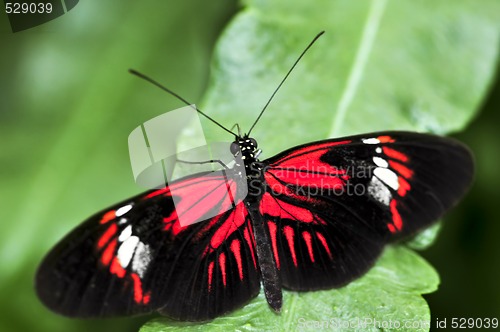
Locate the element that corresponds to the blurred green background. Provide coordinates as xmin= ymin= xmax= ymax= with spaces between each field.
xmin=0 ymin=1 xmax=498 ymax=331
xmin=0 ymin=1 xmax=238 ymax=331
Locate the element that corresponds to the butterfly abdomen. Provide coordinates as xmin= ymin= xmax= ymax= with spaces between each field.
xmin=246 ymin=200 xmax=282 ymax=312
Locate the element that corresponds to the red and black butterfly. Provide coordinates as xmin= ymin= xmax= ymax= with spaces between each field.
xmin=35 ymin=32 xmax=474 ymax=321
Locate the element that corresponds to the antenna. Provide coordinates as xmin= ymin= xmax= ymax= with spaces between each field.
xmin=129 ymin=69 xmax=237 ymax=136
xmin=247 ymin=31 xmax=325 ymax=136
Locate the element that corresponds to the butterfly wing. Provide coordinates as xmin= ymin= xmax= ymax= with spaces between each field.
xmin=260 ymin=131 xmax=474 ymax=290
xmin=36 ymin=172 xmax=260 ymax=321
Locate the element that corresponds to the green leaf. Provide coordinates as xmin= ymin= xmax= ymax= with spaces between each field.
xmin=146 ymin=0 xmax=500 ymax=331
xmin=201 ymin=0 xmax=500 ymax=151
xmin=141 ymin=247 xmax=439 ymax=332
xmin=406 ymin=223 xmax=442 ymax=251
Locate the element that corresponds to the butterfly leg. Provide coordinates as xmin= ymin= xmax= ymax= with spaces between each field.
xmin=176 ymin=158 xmax=246 ymax=205
xmin=176 ymin=158 xmax=230 ymax=170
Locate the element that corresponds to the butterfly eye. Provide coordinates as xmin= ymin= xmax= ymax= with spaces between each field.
xmin=248 ymin=138 xmax=257 ymax=149
xmin=230 ymin=142 xmax=240 ymax=155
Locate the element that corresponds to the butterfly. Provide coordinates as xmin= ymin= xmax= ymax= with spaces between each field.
xmin=35 ymin=32 xmax=474 ymax=321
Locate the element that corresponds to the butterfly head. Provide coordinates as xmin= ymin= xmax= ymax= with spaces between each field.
xmin=230 ymin=136 xmax=261 ymax=162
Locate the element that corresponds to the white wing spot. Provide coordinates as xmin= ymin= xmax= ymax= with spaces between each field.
xmin=116 ymin=204 xmax=133 ymax=217
xmin=118 ymin=225 xmax=132 ymax=242
xmin=373 ymin=156 xmax=388 ymax=168
xmin=368 ymin=176 xmax=391 ymax=206
xmin=132 ymin=242 xmax=152 ymax=278
xmin=374 ymin=167 xmax=399 ymax=191
xmin=117 ymin=235 xmax=139 ymax=268
xmin=362 ymin=138 xmax=380 ymax=144
xmin=376 ymin=147 xmax=382 ymax=153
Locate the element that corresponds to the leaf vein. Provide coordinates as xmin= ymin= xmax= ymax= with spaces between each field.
xmin=329 ymin=0 xmax=388 ymax=137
